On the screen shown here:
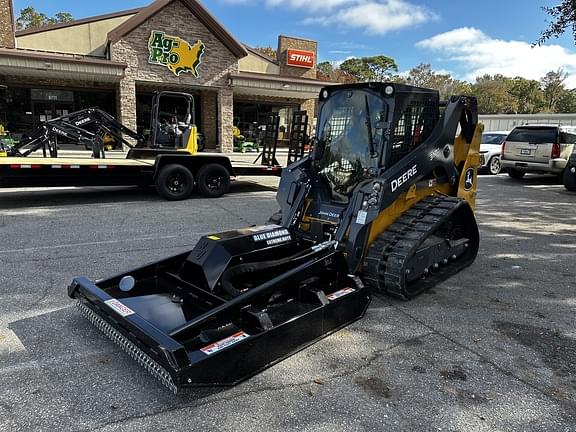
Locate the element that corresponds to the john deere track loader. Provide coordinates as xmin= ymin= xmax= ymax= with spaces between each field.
xmin=68 ymin=83 xmax=482 ymax=392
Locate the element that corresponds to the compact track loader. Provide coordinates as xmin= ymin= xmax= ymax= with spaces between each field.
xmin=68 ymin=83 xmax=482 ymax=392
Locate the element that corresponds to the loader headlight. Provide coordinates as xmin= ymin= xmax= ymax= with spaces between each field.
xmin=384 ymin=85 xmax=394 ymax=96
xmin=119 ymin=275 xmax=136 ymax=292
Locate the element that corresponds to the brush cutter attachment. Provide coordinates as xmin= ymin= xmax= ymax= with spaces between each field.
xmin=69 ymin=225 xmax=370 ymax=392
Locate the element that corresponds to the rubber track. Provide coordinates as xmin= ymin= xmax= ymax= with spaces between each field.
xmin=363 ymin=195 xmax=477 ymax=300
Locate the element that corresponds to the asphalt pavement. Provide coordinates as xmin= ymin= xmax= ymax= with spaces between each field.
xmin=0 ymin=173 xmax=575 ymax=432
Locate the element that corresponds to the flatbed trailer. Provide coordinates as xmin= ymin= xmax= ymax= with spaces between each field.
xmin=0 ymin=151 xmax=282 ymax=200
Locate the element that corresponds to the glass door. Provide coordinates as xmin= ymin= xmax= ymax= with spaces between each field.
xmin=33 ymin=101 xmax=55 ymax=128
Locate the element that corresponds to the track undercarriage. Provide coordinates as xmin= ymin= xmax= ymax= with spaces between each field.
xmin=364 ymin=196 xmax=479 ymax=299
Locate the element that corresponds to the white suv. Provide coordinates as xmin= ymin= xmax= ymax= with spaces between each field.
xmin=501 ymin=124 xmax=576 ymax=179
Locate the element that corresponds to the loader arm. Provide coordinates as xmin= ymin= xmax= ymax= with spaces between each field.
xmin=9 ymin=107 xmax=145 ymax=157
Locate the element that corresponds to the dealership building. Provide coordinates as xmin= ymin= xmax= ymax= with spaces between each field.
xmin=0 ymin=0 xmax=327 ymax=151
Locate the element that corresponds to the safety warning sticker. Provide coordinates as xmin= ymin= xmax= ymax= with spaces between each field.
xmin=326 ymin=287 xmax=356 ymax=301
xmin=104 ymin=299 xmax=135 ymax=317
xmin=200 ymin=331 xmax=250 ymax=355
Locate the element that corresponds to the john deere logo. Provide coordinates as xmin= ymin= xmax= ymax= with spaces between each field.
xmin=464 ymin=167 xmax=475 ymax=190
xmin=148 ymin=31 xmax=205 ymax=77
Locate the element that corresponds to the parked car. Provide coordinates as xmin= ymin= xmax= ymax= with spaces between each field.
xmin=501 ymin=124 xmax=576 ymax=179
xmin=480 ymin=131 xmax=509 ymax=175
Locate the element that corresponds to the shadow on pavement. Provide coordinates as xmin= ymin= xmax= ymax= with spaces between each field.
xmin=3 ymin=306 xmax=226 ymax=431
xmin=0 ymin=181 xmax=277 ymax=210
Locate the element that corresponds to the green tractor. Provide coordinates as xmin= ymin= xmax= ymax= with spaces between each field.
xmin=233 ymin=120 xmax=260 ymax=153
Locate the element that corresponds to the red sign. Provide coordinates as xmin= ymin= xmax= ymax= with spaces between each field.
xmin=286 ymin=49 xmax=315 ymax=69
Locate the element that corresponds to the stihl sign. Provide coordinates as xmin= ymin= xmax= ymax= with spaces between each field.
xmin=286 ymin=49 xmax=315 ymax=68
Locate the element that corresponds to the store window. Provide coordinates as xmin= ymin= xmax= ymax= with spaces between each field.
xmin=0 ymin=86 xmax=115 ymax=139
xmin=0 ymin=87 xmax=31 ymax=137
xmin=234 ymin=102 xmax=299 ymax=147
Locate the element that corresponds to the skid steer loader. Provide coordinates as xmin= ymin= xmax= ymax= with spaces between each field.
xmin=68 ymin=83 xmax=482 ymax=392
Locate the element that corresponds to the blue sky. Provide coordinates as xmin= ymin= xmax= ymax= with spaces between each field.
xmin=13 ymin=0 xmax=576 ymax=86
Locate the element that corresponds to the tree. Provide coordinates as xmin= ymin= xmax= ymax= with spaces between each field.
xmin=364 ymin=55 xmax=398 ymax=82
xmin=16 ymin=7 xmax=73 ymax=30
xmin=53 ymin=12 xmax=74 ymax=24
xmin=404 ymin=63 xmax=472 ymax=99
xmin=340 ymin=55 xmax=398 ymax=82
xmin=537 ymin=1 xmax=576 ymax=45
xmin=316 ymin=61 xmax=334 ymax=81
xmin=339 ymin=58 xmax=372 ymax=82
xmin=540 ymin=69 xmax=567 ymax=111
xmin=253 ymin=46 xmax=277 ymax=61
xmin=317 ymin=61 xmax=334 ymax=77
xmin=556 ymin=89 xmax=576 ymax=112
xmin=472 ymin=74 xmax=518 ymax=114
xmin=331 ymin=69 xmax=358 ymax=84
xmin=509 ymin=77 xmax=545 ymax=113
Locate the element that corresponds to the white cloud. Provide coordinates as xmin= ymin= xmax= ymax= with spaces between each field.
xmin=417 ymin=27 xmax=576 ymax=88
xmin=219 ymin=0 xmax=255 ymax=3
xmin=266 ymin=0 xmax=353 ymax=11
xmin=304 ymin=0 xmax=436 ymax=34
xmin=221 ymin=0 xmax=435 ymax=35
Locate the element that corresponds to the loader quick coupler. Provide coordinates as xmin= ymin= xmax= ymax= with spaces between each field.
xmin=68 ymin=82 xmax=481 ymax=391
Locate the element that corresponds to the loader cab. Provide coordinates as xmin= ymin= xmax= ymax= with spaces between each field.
xmin=314 ymin=86 xmax=387 ymax=203
xmin=313 ymin=83 xmax=440 ymax=203
xmin=149 ymin=91 xmax=198 ymax=153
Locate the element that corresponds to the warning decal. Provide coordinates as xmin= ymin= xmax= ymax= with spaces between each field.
xmin=104 ymin=299 xmax=135 ymax=317
xmin=326 ymin=287 xmax=356 ymax=301
xmin=200 ymin=331 xmax=250 ymax=355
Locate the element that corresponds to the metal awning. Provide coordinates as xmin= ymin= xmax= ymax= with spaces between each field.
xmin=0 ymin=48 xmax=126 ymax=83
xmin=230 ymin=71 xmax=334 ymax=100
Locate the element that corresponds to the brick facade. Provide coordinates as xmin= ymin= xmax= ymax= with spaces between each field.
xmin=111 ymin=0 xmax=238 ymax=151
xmin=0 ymin=0 xmax=15 ymax=48
xmin=199 ymin=89 xmax=218 ymax=150
xmin=277 ymin=35 xmax=317 ymax=80
xmin=300 ymin=98 xmax=317 ymax=120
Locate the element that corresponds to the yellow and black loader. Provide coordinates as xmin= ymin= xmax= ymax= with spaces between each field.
xmin=68 ymin=82 xmax=482 ymax=392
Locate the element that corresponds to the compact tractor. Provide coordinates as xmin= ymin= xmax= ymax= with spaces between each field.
xmin=69 ymin=83 xmax=482 ymax=392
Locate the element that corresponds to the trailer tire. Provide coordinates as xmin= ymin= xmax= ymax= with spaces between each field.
xmin=156 ymin=164 xmax=195 ymax=201
xmin=197 ymin=163 xmax=230 ymax=198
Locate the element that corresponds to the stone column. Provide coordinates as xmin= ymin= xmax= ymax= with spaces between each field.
xmin=200 ymin=90 xmax=217 ymax=151
xmin=0 ymin=0 xmax=15 ymax=48
xmin=300 ymin=98 xmax=317 ymax=120
xmin=117 ymin=77 xmax=137 ymax=148
xmin=217 ymin=88 xmax=233 ymax=153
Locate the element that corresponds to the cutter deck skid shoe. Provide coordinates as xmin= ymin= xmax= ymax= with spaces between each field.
xmin=69 ymin=82 xmax=482 ymax=392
